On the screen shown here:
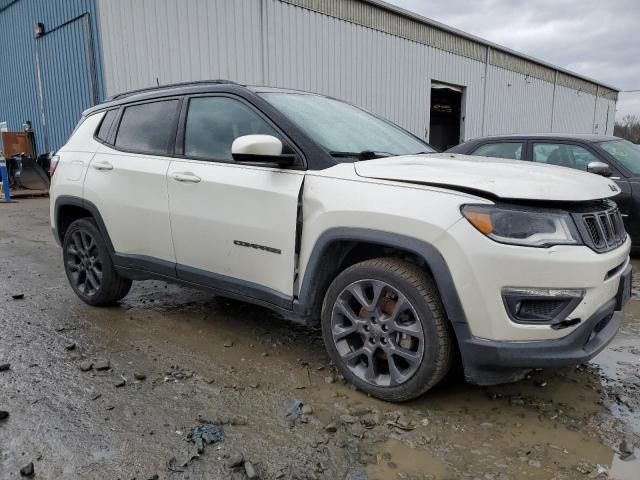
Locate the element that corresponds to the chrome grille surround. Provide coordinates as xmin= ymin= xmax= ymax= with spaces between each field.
xmin=573 ymin=201 xmax=626 ymax=253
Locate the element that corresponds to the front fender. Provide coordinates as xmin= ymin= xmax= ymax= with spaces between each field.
xmin=297 ymin=227 xmax=468 ymax=328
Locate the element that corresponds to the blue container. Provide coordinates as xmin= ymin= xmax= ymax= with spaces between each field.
xmin=0 ymin=159 xmax=11 ymax=202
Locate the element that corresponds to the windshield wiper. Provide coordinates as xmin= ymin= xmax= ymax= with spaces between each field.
xmin=329 ymin=150 xmax=395 ymax=160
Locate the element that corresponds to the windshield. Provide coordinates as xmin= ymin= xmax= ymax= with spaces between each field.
xmin=599 ymin=139 xmax=640 ymax=175
xmin=261 ymin=93 xmax=434 ymax=160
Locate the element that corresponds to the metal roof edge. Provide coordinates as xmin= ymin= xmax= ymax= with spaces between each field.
xmin=348 ymin=0 xmax=620 ymax=92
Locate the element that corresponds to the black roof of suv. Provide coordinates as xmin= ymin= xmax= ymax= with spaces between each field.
xmin=85 ymin=80 xmax=316 ymax=117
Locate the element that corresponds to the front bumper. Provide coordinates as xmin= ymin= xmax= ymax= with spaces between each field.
xmin=437 ymin=219 xmax=632 ymax=342
xmin=456 ymin=264 xmax=631 ymax=385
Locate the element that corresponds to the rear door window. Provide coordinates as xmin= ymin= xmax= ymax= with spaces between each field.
xmin=115 ymin=100 xmax=180 ymax=155
xmin=472 ymin=142 xmax=523 ymax=160
xmin=532 ymin=143 xmax=601 ymax=171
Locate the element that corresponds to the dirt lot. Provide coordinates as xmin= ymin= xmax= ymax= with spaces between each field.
xmin=1 ymin=198 xmax=639 ymax=480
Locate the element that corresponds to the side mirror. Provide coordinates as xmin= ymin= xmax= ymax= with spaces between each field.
xmin=231 ymin=135 xmax=295 ymax=167
xmin=587 ymin=161 xmax=612 ymax=177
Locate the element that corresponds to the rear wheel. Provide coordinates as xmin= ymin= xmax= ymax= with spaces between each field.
xmin=321 ymin=258 xmax=453 ymax=402
xmin=62 ymin=218 xmax=132 ymax=306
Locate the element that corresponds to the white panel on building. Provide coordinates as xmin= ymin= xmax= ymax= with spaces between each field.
xmin=98 ymin=0 xmax=264 ymax=96
xmin=552 ymin=86 xmax=598 ymax=134
xmin=96 ymin=0 xmax=619 ymax=146
xmin=484 ymin=65 xmax=555 ymax=135
xmin=594 ymin=97 xmax=616 ymax=136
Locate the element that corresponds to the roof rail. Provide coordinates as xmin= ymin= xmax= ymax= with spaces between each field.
xmin=107 ymin=79 xmax=241 ymax=101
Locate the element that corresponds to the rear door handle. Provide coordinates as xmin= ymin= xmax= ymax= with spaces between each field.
xmin=171 ymin=172 xmax=201 ymax=183
xmin=92 ymin=161 xmax=113 ymax=171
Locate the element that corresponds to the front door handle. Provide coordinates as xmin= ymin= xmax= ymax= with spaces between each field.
xmin=92 ymin=161 xmax=113 ymax=171
xmin=172 ymin=172 xmax=201 ymax=183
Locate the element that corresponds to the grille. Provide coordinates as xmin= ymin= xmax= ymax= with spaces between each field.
xmin=576 ymin=205 xmax=626 ymax=253
xmin=517 ymin=299 xmax=567 ymax=321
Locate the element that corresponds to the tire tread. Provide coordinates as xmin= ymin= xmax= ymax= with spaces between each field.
xmin=63 ymin=218 xmax=132 ymax=306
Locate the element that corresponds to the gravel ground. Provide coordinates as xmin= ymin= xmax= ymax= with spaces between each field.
xmin=1 ymin=197 xmax=639 ymax=480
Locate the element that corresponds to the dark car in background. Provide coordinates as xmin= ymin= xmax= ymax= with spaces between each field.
xmin=447 ymin=134 xmax=640 ymax=252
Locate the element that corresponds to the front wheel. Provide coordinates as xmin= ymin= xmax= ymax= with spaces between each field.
xmin=62 ymin=218 xmax=132 ymax=306
xmin=321 ymin=258 xmax=453 ymax=402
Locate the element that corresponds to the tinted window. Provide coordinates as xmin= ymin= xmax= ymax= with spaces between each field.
xmin=532 ymin=143 xmax=600 ymax=171
xmin=185 ymin=97 xmax=280 ymax=161
xmin=472 ymin=142 xmax=523 ymax=160
xmin=95 ymin=109 xmax=118 ymax=143
xmin=115 ymin=100 xmax=179 ymax=154
xmin=261 ymin=93 xmax=433 ymax=160
xmin=600 ymin=139 xmax=640 ymax=175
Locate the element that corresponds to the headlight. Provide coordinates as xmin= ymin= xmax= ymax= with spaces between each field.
xmin=461 ymin=204 xmax=581 ymax=247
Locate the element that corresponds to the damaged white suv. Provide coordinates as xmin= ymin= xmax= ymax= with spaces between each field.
xmin=50 ymin=81 xmax=632 ymax=401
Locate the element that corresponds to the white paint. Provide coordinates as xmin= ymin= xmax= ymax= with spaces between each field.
xmin=166 ymin=159 xmax=304 ymax=296
xmin=299 ymin=162 xmax=630 ymax=341
xmin=232 ymin=135 xmax=283 ymax=157
xmin=84 ymin=144 xmax=176 ymax=262
xmin=354 ymin=153 xmax=621 ymax=202
xmin=50 ymin=105 xmax=631 ymax=344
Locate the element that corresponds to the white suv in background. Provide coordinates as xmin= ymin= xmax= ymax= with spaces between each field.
xmin=50 ymin=81 xmax=632 ymax=401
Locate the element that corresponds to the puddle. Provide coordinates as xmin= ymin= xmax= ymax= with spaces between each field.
xmin=54 ymin=258 xmax=640 ymax=480
xmin=367 ymin=440 xmax=451 ymax=479
xmin=609 ymin=449 xmax=640 ymax=480
xmin=591 ymin=267 xmax=640 ymax=435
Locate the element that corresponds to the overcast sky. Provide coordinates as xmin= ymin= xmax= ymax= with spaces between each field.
xmin=386 ymin=0 xmax=640 ymax=121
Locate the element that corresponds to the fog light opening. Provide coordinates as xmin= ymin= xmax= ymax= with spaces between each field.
xmin=502 ymin=287 xmax=584 ymax=326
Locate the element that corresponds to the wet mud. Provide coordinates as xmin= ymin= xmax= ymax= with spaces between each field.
xmin=1 ymin=198 xmax=639 ymax=479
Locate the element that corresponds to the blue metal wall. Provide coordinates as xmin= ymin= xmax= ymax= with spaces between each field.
xmin=0 ymin=0 xmax=105 ymax=154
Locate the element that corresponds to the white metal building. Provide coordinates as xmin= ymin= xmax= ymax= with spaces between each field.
xmin=0 ymin=0 xmax=619 ymax=153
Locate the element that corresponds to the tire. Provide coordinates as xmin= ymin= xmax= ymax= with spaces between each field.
xmin=321 ymin=258 xmax=453 ymax=402
xmin=62 ymin=218 xmax=132 ymax=306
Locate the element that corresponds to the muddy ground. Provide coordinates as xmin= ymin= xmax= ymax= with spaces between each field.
xmin=1 ymin=197 xmax=639 ymax=480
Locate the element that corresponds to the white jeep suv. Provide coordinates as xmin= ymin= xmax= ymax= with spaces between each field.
xmin=50 ymin=81 xmax=632 ymax=401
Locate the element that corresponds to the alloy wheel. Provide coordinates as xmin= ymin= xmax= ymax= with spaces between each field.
xmin=330 ymin=279 xmax=425 ymax=387
xmin=65 ymin=230 xmax=103 ymax=296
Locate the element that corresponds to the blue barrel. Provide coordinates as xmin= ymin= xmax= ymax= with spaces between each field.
xmin=0 ymin=159 xmax=11 ymax=202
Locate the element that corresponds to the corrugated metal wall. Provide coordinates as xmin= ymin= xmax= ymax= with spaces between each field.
xmin=97 ymin=0 xmax=263 ymax=92
xmin=594 ymin=94 xmax=616 ymax=136
xmin=483 ymin=65 xmax=555 ymax=135
xmin=263 ymin=1 xmax=486 ymax=136
xmin=0 ymin=0 xmax=104 ymax=153
xmin=96 ymin=0 xmax=616 ymax=143
xmin=552 ymin=85 xmax=598 ymax=134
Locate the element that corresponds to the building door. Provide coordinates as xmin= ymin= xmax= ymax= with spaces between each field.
xmin=429 ymin=82 xmax=464 ymax=151
xmin=35 ymin=14 xmax=98 ymax=153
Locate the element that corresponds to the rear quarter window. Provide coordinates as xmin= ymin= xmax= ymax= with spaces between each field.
xmin=95 ymin=109 xmax=118 ymax=143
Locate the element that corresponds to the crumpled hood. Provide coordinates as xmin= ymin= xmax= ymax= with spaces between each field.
xmin=354 ymin=153 xmax=621 ymax=202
